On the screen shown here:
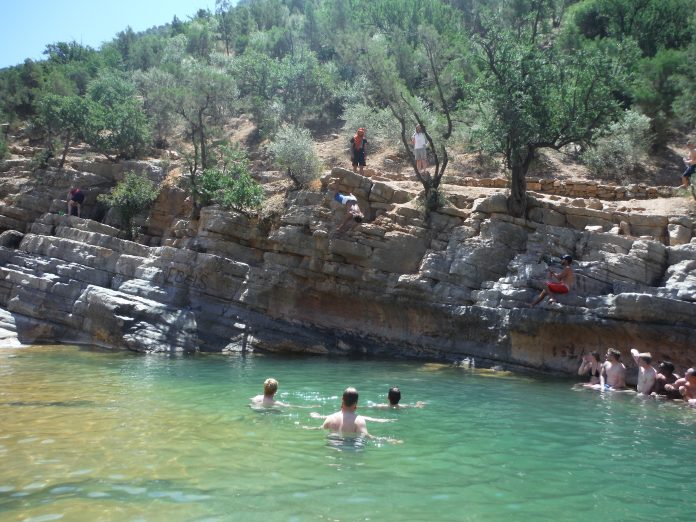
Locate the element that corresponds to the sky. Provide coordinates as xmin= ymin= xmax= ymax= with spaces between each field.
xmin=0 ymin=0 xmax=220 ymax=69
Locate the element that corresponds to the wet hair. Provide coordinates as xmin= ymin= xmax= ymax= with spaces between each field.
xmin=686 ymin=368 xmax=696 ymax=379
xmin=263 ymin=378 xmax=278 ymax=395
xmin=607 ymin=348 xmax=621 ymax=360
xmin=659 ymin=361 xmax=675 ymax=374
xmin=342 ymin=387 xmax=359 ymax=407
xmin=388 ymin=386 xmax=401 ymax=405
xmin=562 ymin=255 xmax=573 ymax=263
xmin=354 ymin=215 xmax=363 ymax=223
xmin=590 ymin=351 xmax=601 ymax=363
xmin=639 ymin=354 xmax=652 ymax=364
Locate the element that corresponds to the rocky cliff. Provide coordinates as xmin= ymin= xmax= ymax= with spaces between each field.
xmin=1 ymin=153 xmax=695 ymax=377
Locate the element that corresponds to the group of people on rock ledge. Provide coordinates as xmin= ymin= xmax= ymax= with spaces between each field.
xmin=577 ymin=347 xmax=696 ymax=405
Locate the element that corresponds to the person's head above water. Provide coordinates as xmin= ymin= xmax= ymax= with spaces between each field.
xmin=263 ymin=378 xmax=278 ymax=396
xmin=561 ymin=254 xmax=572 ymax=264
xmin=388 ymin=386 xmax=401 ymax=405
xmin=342 ymin=387 xmax=359 ymax=408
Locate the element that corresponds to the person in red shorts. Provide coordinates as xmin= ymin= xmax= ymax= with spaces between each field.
xmin=529 ymin=254 xmax=575 ymax=307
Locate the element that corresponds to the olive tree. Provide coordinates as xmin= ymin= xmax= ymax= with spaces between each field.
xmin=268 ymin=124 xmax=322 ymax=188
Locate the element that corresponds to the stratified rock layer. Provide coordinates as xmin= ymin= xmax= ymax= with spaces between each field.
xmin=1 ymin=164 xmax=695 ymax=377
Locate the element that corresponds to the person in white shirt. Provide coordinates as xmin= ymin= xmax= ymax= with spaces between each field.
xmin=411 ymin=124 xmax=427 ymax=174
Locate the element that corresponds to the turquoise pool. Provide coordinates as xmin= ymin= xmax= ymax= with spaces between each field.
xmin=1 ymin=345 xmax=694 ymax=521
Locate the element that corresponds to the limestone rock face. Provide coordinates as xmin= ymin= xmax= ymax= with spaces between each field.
xmin=1 ymin=164 xmax=695 ymax=377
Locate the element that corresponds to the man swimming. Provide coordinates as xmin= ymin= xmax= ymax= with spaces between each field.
xmin=321 ymin=387 xmax=369 ymax=436
xmin=367 ymin=386 xmax=426 ymax=409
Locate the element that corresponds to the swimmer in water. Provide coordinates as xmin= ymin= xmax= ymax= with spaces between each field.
xmin=367 ymin=386 xmax=426 ymax=409
xmin=312 ymin=387 xmax=402 ymax=443
xmin=250 ymin=378 xmax=289 ymax=408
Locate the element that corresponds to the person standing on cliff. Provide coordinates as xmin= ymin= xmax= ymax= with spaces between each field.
xmin=350 ymin=128 xmax=367 ymax=175
xmin=630 ymin=349 xmax=657 ymax=395
xmin=333 ymin=192 xmax=364 ymax=236
xmin=599 ymin=348 xmax=626 ymax=390
xmin=679 ymin=141 xmax=696 ymax=189
xmin=529 ymin=255 xmax=575 ymax=307
xmin=67 ymin=187 xmax=85 ymax=217
xmin=412 ymin=124 xmax=427 ymax=175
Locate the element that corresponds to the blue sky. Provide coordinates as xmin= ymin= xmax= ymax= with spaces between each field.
xmin=0 ymin=0 xmax=220 ymax=69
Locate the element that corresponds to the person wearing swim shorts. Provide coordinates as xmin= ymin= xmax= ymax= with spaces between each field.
xmin=680 ymin=141 xmax=696 ymax=188
xmin=599 ymin=348 xmax=626 ymax=390
xmin=334 ymin=192 xmax=364 ymax=235
xmin=530 ymin=254 xmax=575 ymax=307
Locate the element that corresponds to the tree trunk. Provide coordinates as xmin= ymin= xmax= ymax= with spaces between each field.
xmin=59 ymin=131 xmax=71 ymax=169
xmin=507 ymin=154 xmax=528 ymax=218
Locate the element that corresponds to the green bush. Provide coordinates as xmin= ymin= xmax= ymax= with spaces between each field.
xmin=195 ymin=146 xmax=264 ymax=213
xmin=97 ymin=171 xmax=160 ymax=239
xmin=582 ymin=110 xmax=654 ymax=180
xmin=268 ymin=124 xmax=323 ymax=188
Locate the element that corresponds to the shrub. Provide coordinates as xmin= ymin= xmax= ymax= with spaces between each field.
xmin=268 ymin=124 xmax=322 ymax=188
xmin=97 ymin=171 xmax=160 ymax=239
xmin=582 ymin=110 xmax=653 ymax=179
xmin=195 ymin=146 xmax=264 ymax=214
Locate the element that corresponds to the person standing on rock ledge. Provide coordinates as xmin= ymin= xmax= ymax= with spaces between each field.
xmin=529 ymin=255 xmax=575 ymax=307
xmin=350 ymin=128 xmax=367 ymax=175
xmin=679 ymin=141 xmax=696 ymax=189
xmin=67 ymin=188 xmax=84 ymax=217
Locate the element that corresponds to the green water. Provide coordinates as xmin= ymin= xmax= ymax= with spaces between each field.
xmin=1 ymin=346 xmax=694 ymax=521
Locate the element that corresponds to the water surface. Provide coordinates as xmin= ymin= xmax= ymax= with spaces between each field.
xmin=1 ymin=346 xmax=694 ymax=521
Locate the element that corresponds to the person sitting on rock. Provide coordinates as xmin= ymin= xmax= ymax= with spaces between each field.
xmin=334 ymin=192 xmax=364 ymax=236
xmin=630 ymin=349 xmax=657 ymax=395
xmin=67 ymin=187 xmax=85 ymax=217
xmin=653 ymin=361 xmax=681 ymax=399
xmin=529 ymin=255 xmax=575 ymax=307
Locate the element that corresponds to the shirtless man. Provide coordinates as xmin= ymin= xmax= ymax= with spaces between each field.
xmin=321 ymin=387 xmax=369 ymax=436
xmin=654 ymin=361 xmax=681 ymax=399
xmin=680 ymin=141 xmax=696 ymax=188
xmin=630 ymin=349 xmax=657 ymax=395
xmin=334 ymin=192 xmax=364 ymax=236
xmin=250 ymin=378 xmax=289 ymax=408
xmin=666 ymin=368 xmax=696 ymax=404
xmin=599 ymin=348 xmax=626 ymax=390
xmin=530 ymin=255 xmax=575 ymax=307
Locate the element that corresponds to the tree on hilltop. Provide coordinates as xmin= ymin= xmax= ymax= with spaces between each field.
xmin=469 ymin=17 xmax=631 ymax=217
